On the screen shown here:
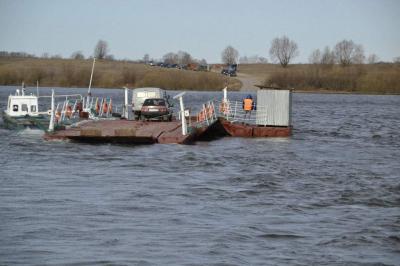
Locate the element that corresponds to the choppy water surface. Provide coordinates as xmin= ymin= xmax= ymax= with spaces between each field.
xmin=0 ymin=86 xmax=399 ymax=265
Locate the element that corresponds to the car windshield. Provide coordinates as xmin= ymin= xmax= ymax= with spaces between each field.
xmin=143 ymin=99 xmax=166 ymax=106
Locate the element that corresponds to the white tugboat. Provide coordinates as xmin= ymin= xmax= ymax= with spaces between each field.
xmin=2 ymin=83 xmax=88 ymax=130
xmin=2 ymin=84 xmax=50 ymax=129
xmin=2 ymin=59 xmax=119 ymax=131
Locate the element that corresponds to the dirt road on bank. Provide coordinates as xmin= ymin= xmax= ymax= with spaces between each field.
xmin=236 ymin=72 xmax=264 ymax=91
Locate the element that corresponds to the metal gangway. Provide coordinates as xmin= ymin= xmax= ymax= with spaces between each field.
xmin=194 ymin=101 xmax=218 ymax=127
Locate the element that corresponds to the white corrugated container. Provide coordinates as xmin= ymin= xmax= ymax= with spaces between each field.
xmin=256 ymin=89 xmax=292 ymax=126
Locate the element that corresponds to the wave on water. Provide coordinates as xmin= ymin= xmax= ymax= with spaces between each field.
xmin=16 ymin=127 xmax=45 ymax=136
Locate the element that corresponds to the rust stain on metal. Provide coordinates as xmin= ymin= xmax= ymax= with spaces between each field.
xmin=219 ymin=118 xmax=291 ymax=138
xmin=80 ymin=128 xmax=102 ymax=137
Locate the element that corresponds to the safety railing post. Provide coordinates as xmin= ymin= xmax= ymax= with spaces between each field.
xmin=204 ymin=104 xmax=209 ymax=126
xmin=226 ymin=100 xmax=230 ymax=120
xmin=48 ymin=90 xmax=55 ymax=132
xmin=234 ymin=101 xmax=237 ymax=121
xmin=72 ymin=99 xmax=77 ymax=119
xmin=60 ymin=100 xmax=67 ymax=122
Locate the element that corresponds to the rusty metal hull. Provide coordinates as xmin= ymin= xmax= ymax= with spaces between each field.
xmin=44 ymin=118 xmax=292 ymax=145
xmin=44 ymin=120 xmax=201 ymax=144
xmin=219 ymin=118 xmax=292 ymax=138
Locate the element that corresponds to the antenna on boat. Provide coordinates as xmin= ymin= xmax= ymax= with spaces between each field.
xmin=21 ymin=82 xmax=26 ymax=96
xmin=36 ymin=80 xmax=39 ymax=97
xmin=86 ymin=57 xmax=96 ymax=108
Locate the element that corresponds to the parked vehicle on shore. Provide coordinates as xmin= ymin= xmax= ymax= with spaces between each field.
xmin=131 ymin=87 xmax=171 ymax=120
xmin=221 ymin=64 xmax=237 ymax=77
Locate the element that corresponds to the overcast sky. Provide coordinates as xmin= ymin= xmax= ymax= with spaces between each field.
xmin=0 ymin=0 xmax=399 ymax=63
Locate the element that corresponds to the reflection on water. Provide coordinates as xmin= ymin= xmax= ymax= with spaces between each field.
xmin=1 ymin=86 xmax=399 ymax=265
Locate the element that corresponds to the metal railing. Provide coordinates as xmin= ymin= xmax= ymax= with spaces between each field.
xmin=82 ymin=97 xmax=113 ymax=119
xmin=54 ymin=98 xmax=81 ymax=124
xmin=215 ymin=100 xmax=258 ymax=124
xmin=194 ymin=101 xmax=218 ymax=127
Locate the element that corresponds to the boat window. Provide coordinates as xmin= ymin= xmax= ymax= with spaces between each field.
xmin=31 ymin=105 xmax=37 ymax=112
xmin=13 ymin=105 xmax=18 ymax=111
xmin=22 ymin=104 xmax=28 ymax=112
xmin=143 ymin=98 xmax=166 ymax=106
xmin=147 ymin=92 xmax=157 ymax=98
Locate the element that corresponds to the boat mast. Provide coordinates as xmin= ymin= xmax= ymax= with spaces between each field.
xmin=22 ymin=82 xmax=25 ymax=96
xmin=86 ymin=57 xmax=96 ymax=108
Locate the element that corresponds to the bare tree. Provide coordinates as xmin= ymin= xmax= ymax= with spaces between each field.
xmin=240 ymin=55 xmax=268 ymax=64
xmin=143 ymin=53 xmax=150 ymax=63
xmin=309 ymin=49 xmax=321 ymax=64
xmin=41 ymin=52 xmax=49 ymax=59
xmin=367 ymin=54 xmax=379 ymax=64
xmin=334 ymin=40 xmax=353 ymax=66
xmin=393 ymin=56 xmax=400 ymax=64
xmin=163 ymin=52 xmax=178 ymax=64
xmin=269 ymin=36 xmax=299 ymax=68
xmin=353 ymin=45 xmax=365 ymax=64
xmin=334 ymin=40 xmax=365 ymax=66
xmin=321 ymin=46 xmax=335 ymax=65
xmin=51 ymin=54 xmax=62 ymax=59
xmin=105 ymin=54 xmax=115 ymax=61
xmin=257 ymin=56 xmax=268 ymax=64
xmin=198 ymin=58 xmax=207 ymax=65
xmin=221 ymin=46 xmax=239 ymax=65
xmin=71 ymin=51 xmax=85 ymax=60
xmin=177 ymin=51 xmax=193 ymax=65
xmin=239 ymin=56 xmax=248 ymax=64
xmin=94 ymin=39 xmax=108 ymax=59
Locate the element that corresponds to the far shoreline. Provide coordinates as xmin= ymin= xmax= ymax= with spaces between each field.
xmin=1 ymin=84 xmax=399 ymax=96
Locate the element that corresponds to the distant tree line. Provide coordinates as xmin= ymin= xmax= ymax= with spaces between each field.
xmin=1 ymin=38 xmax=400 ymax=67
xmin=0 ymin=51 xmax=36 ymax=58
xmin=239 ymin=55 xmax=268 ymax=64
xmin=145 ymin=51 xmax=208 ymax=66
xmin=219 ymin=36 xmax=399 ymax=68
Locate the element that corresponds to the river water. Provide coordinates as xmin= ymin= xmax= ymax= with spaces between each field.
xmin=0 ymin=86 xmax=399 ymax=265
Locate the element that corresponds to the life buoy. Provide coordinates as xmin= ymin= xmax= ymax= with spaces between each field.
xmin=219 ymin=101 xmax=229 ymax=114
xmin=66 ymin=105 xmax=72 ymax=118
xmin=95 ymin=101 xmax=100 ymax=114
xmin=219 ymin=102 xmax=226 ymax=113
xmin=108 ymin=100 xmax=112 ymax=114
xmin=55 ymin=111 xmax=61 ymax=123
xmin=199 ymin=109 xmax=205 ymax=122
xmin=207 ymin=105 xmax=214 ymax=118
xmin=103 ymin=100 xmax=108 ymax=114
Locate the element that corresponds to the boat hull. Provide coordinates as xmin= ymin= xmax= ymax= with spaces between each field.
xmin=1 ymin=111 xmax=50 ymax=130
xmin=218 ymin=118 xmax=292 ymax=137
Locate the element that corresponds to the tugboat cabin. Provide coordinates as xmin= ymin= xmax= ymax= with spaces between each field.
xmin=6 ymin=89 xmax=39 ymax=117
